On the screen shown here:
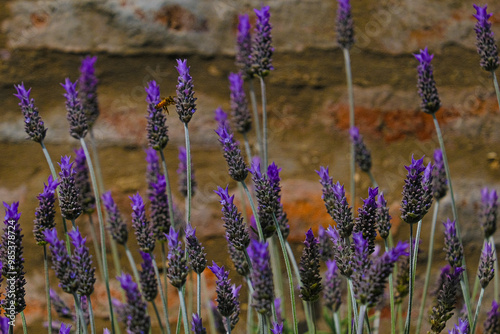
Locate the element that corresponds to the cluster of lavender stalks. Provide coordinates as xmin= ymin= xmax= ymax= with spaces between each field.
xmin=2 ymin=1 xmax=500 ymax=334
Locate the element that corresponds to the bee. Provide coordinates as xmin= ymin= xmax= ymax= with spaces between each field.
xmin=155 ymin=96 xmax=175 ymax=114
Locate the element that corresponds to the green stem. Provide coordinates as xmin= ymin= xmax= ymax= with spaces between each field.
xmin=357 ymin=304 xmax=366 ymax=334
xmin=404 ymin=222 xmax=415 ymax=334
xmin=259 ymin=76 xmax=268 ymax=170
xmin=333 ymin=311 xmax=341 ymax=334
xmin=372 ymin=310 xmax=380 ymax=334
xmin=269 ymin=237 xmax=285 ymax=318
xmin=240 ymin=181 xmax=264 ymax=241
xmin=43 ymin=245 xmax=53 ymax=334
xmin=489 ymin=236 xmax=500 ymax=300
xmin=87 ymin=213 xmax=105 ymax=282
xmin=21 ymin=311 xmax=27 ymax=334
xmin=242 ymin=132 xmax=253 ymax=164
xmin=248 ymin=78 xmax=264 ymax=163
xmin=226 ymin=316 xmax=232 ymax=334
xmin=285 ymin=241 xmax=301 ymax=285
xmin=432 ymin=114 xmax=473 ymax=323
xmin=79 ymin=138 xmax=116 ymax=333
xmin=178 ymin=288 xmax=190 ymax=334
xmin=183 ymin=123 xmax=192 ymax=224
xmin=73 ymin=293 xmax=88 ymax=334
xmin=397 ymin=303 xmax=403 ymax=334
xmin=272 ymin=214 xmax=298 ymax=334
xmin=367 ymin=170 xmax=378 ymax=189
xmin=237 ymin=183 xmax=250 ymax=226
xmin=124 ymin=245 xmax=141 ymax=288
xmin=471 ymin=288 xmax=485 ymax=334
xmin=348 ymin=279 xmax=359 ymax=333
xmin=89 ymin=129 xmax=105 ymax=193
xmin=159 ymin=150 xmax=176 ymax=234
xmin=416 ymin=200 xmax=440 ymax=334
xmin=306 ymin=301 xmax=316 ymax=334
xmin=88 ymin=297 xmax=96 ymax=334
xmin=246 ymin=277 xmax=254 ymax=334
xmin=152 ymin=257 xmax=172 ymax=334
xmin=348 ymin=283 xmax=353 ymax=334
xmin=384 ymin=238 xmax=396 ymax=334
xmin=342 ymin=48 xmax=356 ymax=214
xmin=152 ymin=301 xmax=166 ymax=334
xmin=492 ymin=70 xmax=500 ymax=112
xmin=197 ymin=273 xmax=201 ymax=316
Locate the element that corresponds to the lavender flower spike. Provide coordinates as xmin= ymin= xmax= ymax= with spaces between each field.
xmin=236 ymin=14 xmax=252 ymax=77
xmin=78 ymin=55 xmax=100 ymax=128
xmin=191 ymin=313 xmax=207 ymax=334
xmin=299 ymin=229 xmax=323 ymax=302
xmin=229 ymin=72 xmax=252 ymax=134
xmin=59 ymin=323 xmax=72 ymax=334
xmin=185 ymin=223 xmax=207 ymax=275
xmin=149 ymin=174 xmax=170 ymax=242
xmin=130 ymin=192 xmax=155 ymax=253
xmin=44 ymin=228 xmax=77 ymax=294
xmin=318 ymin=225 xmax=334 ymax=261
xmin=376 ymin=192 xmax=392 ymax=240
xmin=139 ymin=251 xmax=158 ymax=302
xmin=215 ymin=186 xmax=250 ymax=251
xmin=432 ymin=148 xmax=448 ymax=200
xmin=74 ymin=148 xmax=95 ymax=214
xmin=166 ymin=226 xmax=188 ymax=289
xmin=208 ymin=262 xmax=238 ymax=319
xmin=484 ymin=300 xmax=500 ymax=334
xmin=354 ymin=187 xmax=379 ymax=253
xmin=271 ymin=322 xmax=284 ymax=334
xmin=215 ymin=122 xmax=248 ymax=182
xmin=449 ymin=318 xmax=469 ymax=334
xmin=350 ymin=126 xmax=372 ymax=172
xmin=58 ymin=156 xmax=82 ymax=221
xmin=251 ymin=6 xmax=274 ymax=77
xmin=178 ymin=146 xmax=196 ymax=197
xmin=14 ymin=83 xmax=47 ymax=143
xmin=443 ymin=219 xmax=464 ymax=269
xmin=248 ymin=239 xmax=275 ymax=315
xmin=473 ymin=4 xmax=499 ymax=72
xmin=400 ymin=155 xmax=433 ymax=224
xmin=68 ymin=227 xmax=96 ymax=296
xmin=145 ymin=147 xmax=161 ymax=198
xmin=117 ymin=273 xmax=150 ymax=334
xmin=175 ymin=59 xmax=197 ymax=124
xmin=336 ymin=0 xmax=354 ymax=49
xmin=267 ymin=162 xmax=290 ymax=238
xmin=480 ymin=187 xmax=498 ymax=239
xmin=323 ymin=259 xmax=342 ymax=312
xmin=101 ymin=191 xmax=128 ymax=245
xmin=61 ymin=77 xmax=88 ymax=139
xmin=146 ymin=80 xmax=169 ymax=150
xmin=34 ymin=175 xmax=59 ymax=245
xmin=414 ymin=47 xmax=441 ymax=114
xmin=478 ymin=242 xmax=495 ymax=289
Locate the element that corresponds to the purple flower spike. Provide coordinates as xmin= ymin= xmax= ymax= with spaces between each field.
xmin=214 ymin=107 xmax=229 ymax=129
xmin=178 ymin=146 xmax=196 ymax=198
xmin=166 ymin=227 xmax=188 ymax=289
xmin=117 ymin=273 xmax=150 ymax=334
xmin=58 ymin=156 xmax=82 ymax=221
xmin=473 ymin=4 xmax=499 ymax=72
xmin=354 ymin=187 xmax=379 ymax=253
xmin=149 ymin=174 xmax=170 ymax=242
xmin=376 ymin=192 xmax=392 ymax=240
xmin=215 ymin=122 xmax=248 ymax=182
xmin=208 ymin=261 xmax=239 ymax=324
xmin=448 ymin=318 xmax=469 ymax=334
xmin=401 ymin=155 xmax=433 ymax=224
xmin=323 ymin=259 xmax=342 ymax=312
xmin=61 ymin=77 xmax=88 ymax=139
xmin=299 ymin=229 xmax=323 ymax=302
xmin=34 ymin=175 xmax=59 ymax=245
xmin=478 ymin=242 xmax=495 ymax=289
xmin=248 ymin=239 xmax=275 ymax=315
xmin=215 ymin=186 xmax=250 ymax=251
xmin=432 ymin=149 xmax=448 ymax=200
xmin=185 ymin=223 xmax=207 ymax=275
xmin=145 ymin=80 xmax=169 ymax=150
xmin=443 ymin=219 xmax=463 ymax=269
xmin=336 ymin=0 xmax=354 ymax=49
xmin=350 ymin=126 xmax=372 ymax=172
xmin=130 ymin=192 xmax=155 ymax=253
xmin=145 ymin=147 xmax=161 ymax=199
xmin=229 ymin=72 xmax=252 ymax=134
xmin=139 ymin=251 xmax=158 ymax=302
xmin=14 ymin=83 xmax=47 ymax=143
xmin=59 ymin=323 xmax=72 ymax=334
xmin=318 ymin=225 xmax=334 ymax=261
xmin=267 ymin=162 xmax=289 ymax=238
xmin=327 ymin=225 xmax=354 ymax=277
xmin=191 ymin=313 xmax=207 ymax=334
xmin=68 ymin=227 xmax=95 ymax=296
xmin=175 ymin=59 xmax=197 ymax=124
xmin=480 ymin=187 xmax=498 ymax=239
xmin=78 ymin=55 xmax=99 ymax=128
xmin=226 ymin=236 xmax=250 ymax=277
xmin=251 ymin=6 xmax=274 ymax=77
xmin=414 ymin=47 xmax=441 ymax=114
xmin=484 ymin=300 xmax=500 ymax=334
xmin=236 ymin=14 xmax=253 ymax=77
xmin=44 ymin=228 xmax=77 ymax=294
xmin=74 ymin=148 xmax=95 ymax=214
xmin=317 ymin=166 xmax=353 ymax=238
xmin=271 ymin=322 xmax=284 ymax=334
xmin=102 ymin=191 xmax=128 ymax=245
xmin=1 ymin=202 xmax=26 ymax=314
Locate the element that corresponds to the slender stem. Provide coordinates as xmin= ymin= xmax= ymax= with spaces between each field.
xmin=272 ymin=214 xmax=298 ymax=334
xmin=246 ymin=277 xmax=254 ymax=334
xmin=489 ymin=236 xmax=500 ymax=300
xmin=384 ymin=238 xmax=396 ymax=334
xmin=89 ymin=129 xmax=105 ymax=193
xmin=152 ymin=257 xmax=172 ymax=334
xmin=242 ymin=132 xmax=253 ymax=164
xmin=248 ymin=78 xmax=263 ymax=163
xmin=404 ymin=223 xmax=414 ymax=334
xmin=269 ymin=237 xmax=284 ymax=318
xmin=21 ymin=311 xmax=27 ymax=334
xmin=357 ymin=304 xmax=366 ymax=334
xmin=159 ymin=150 xmax=176 ymax=232
xmin=259 ymin=76 xmax=268 ymax=170
xmin=348 ymin=279 xmax=359 ymax=334
xmin=432 ymin=114 xmax=473 ymax=322
xmin=397 ymin=303 xmax=403 ymax=334
xmin=201 ymin=274 xmax=217 ymax=334
xmin=306 ymin=301 xmax=317 ymax=334
xmin=79 ymin=138 xmax=116 ymax=333
xmin=73 ymin=293 xmax=88 ymax=334
xmin=348 ymin=282 xmax=353 ymax=334
xmin=492 ymin=70 xmax=500 ymax=112
xmin=261 ymin=314 xmax=268 ymax=334
xmin=88 ymin=297 xmax=96 ymax=334
xmin=471 ymin=288 xmax=485 ymax=334
xmin=152 ymin=301 xmax=166 ymax=334
xmin=285 ymin=241 xmax=301 ymax=285
xmin=416 ymin=200 xmax=440 ymax=333
xmin=237 ymin=183 xmax=250 ymax=225
xmin=373 ymin=310 xmax=380 ymax=334
xmin=240 ymin=181 xmax=264 ymax=241
xmin=197 ymin=273 xmax=201 ymax=316
xmin=178 ymin=288 xmax=190 ymax=334
xmin=124 ymin=245 xmax=141 ymax=287
xmin=342 ymin=48 xmax=356 ymax=213
xmin=43 ymin=246 xmax=53 ymax=334
xmin=226 ymin=316 xmax=232 ymax=334
xmin=183 ymin=123 xmax=192 ymax=224
xmin=87 ymin=214 xmax=105 ymax=282
xmin=367 ymin=170 xmax=378 ymax=189
xmin=333 ymin=311 xmax=341 ymax=334
xmin=176 ymin=298 xmax=182 ymax=334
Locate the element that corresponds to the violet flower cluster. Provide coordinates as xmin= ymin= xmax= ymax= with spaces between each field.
xmin=432 ymin=148 xmax=448 ymax=200
xmin=61 ymin=78 xmax=88 ymax=139
xmin=33 ymin=176 xmax=59 ymax=245
xmin=336 ymin=0 xmax=354 ymax=49
xmin=228 ymin=72 xmax=252 ymax=135
xmin=138 ymin=251 xmax=158 ymax=302
xmin=353 ymin=187 xmax=379 ymax=253
xmin=376 ymin=192 xmax=392 ymax=240
xmin=484 ymin=300 xmax=500 ymax=334
xmin=251 ymin=6 xmax=274 ymax=77
xmin=473 ymin=4 xmax=499 ymax=72
xmin=350 ymin=126 xmax=372 ymax=173
xmin=145 ymin=80 xmax=169 ymax=151
xmin=74 ymin=148 xmax=95 ymax=214
xmin=68 ymin=227 xmax=96 ymax=297
xmin=215 ymin=117 xmax=248 ymax=182
xmin=215 ymin=186 xmax=250 ymax=251
xmin=208 ymin=262 xmax=241 ymax=330
xmin=101 ymin=191 xmax=128 ymax=245
xmin=130 ymin=192 xmax=155 ymax=253
xmin=175 ymin=59 xmax=197 ymax=124
xmin=323 ymin=259 xmax=342 ymax=312
xmin=478 ymin=242 xmax=495 ymax=289
xmin=58 ymin=156 xmax=82 ymax=222
xmin=443 ymin=219 xmax=464 ymax=269
xmin=414 ymin=47 xmax=441 ymax=114
xmin=400 ymin=155 xmax=433 ymax=224
xmin=117 ymin=273 xmax=150 ymax=334
xmin=480 ymin=187 xmax=498 ymax=239
xmin=236 ymin=14 xmax=252 ymax=77
xmin=14 ymin=83 xmax=47 ymax=143
xmin=299 ymin=229 xmax=323 ymax=302
xmin=248 ymin=239 xmax=275 ymax=315
xmin=148 ymin=174 xmax=169 ymax=243
xmin=185 ymin=224 xmax=207 ymax=275
xmin=78 ymin=55 xmax=100 ymax=128
xmin=166 ymin=227 xmax=188 ymax=289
